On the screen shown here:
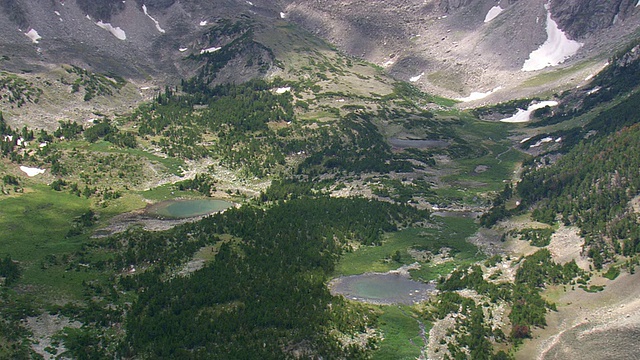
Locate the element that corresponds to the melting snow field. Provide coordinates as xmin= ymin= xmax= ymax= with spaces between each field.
xmin=275 ymin=87 xmax=291 ymax=94
xmin=522 ymin=4 xmax=582 ymax=72
xmin=530 ymin=137 xmax=554 ymax=148
xmin=20 ymin=166 xmax=46 ymax=177
xmin=142 ymin=5 xmax=165 ymax=33
xmin=457 ymin=87 xmax=502 ymax=102
xmin=200 ymin=47 xmax=221 ymax=54
xmin=96 ymin=21 xmax=126 ymax=40
xmin=25 ymin=29 xmax=42 ymax=44
xmin=484 ymin=6 xmax=504 ymax=23
xmin=500 ymin=101 xmax=558 ymax=123
xmin=410 ymin=72 xmax=424 ymax=82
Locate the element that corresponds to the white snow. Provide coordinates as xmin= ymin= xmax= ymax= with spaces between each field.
xmin=54 ymin=11 xmax=61 ymax=16
xmin=140 ymin=86 xmax=150 ymax=90
xmin=25 ymin=29 xmax=42 ymax=44
xmin=200 ymin=20 xmax=208 ymax=26
xmin=275 ymin=87 xmax=291 ymax=94
xmin=179 ymin=47 xmax=188 ymax=52
xmin=409 ymin=72 xmax=424 ymax=82
xmin=20 ymin=166 xmax=46 ymax=177
xmin=96 ymin=21 xmax=126 ymax=40
xmin=500 ymin=100 xmax=558 ymax=123
xmin=484 ymin=6 xmax=504 ymax=23
xmin=456 ymin=87 xmax=502 ymax=102
xmin=637 ymin=0 xmax=640 ymax=7
xmin=522 ymin=4 xmax=582 ymax=72
xmin=529 ymin=137 xmax=553 ymax=148
xmin=200 ymin=46 xmax=221 ymax=54
xmin=39 ymin=142 xmax=48 ymax=148
xmin=555 ymin=137 xmax=562 ymax=142
xmin=16 ymin=138 xmax=24 ymax=146
xmin=280 ymin=12 xmax=287 ymax=19
xmin=587 ymin=86 xmax=601 ymax=95
xmin=520 ymin=137 xmax=532 ymax=144
xmin=246 ymin=1 xmax=254 ymax=5
xmin=142 ymin=5 xmax=165 ymax=33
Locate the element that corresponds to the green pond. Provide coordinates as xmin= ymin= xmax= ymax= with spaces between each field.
xmin=149 ymin=199 xmax=234 ymax=218
xmin=329 ymin=273 xmax=435 ymax=305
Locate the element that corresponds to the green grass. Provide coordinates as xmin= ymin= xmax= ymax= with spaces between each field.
xmin=372 ymin=305 xmax=427 ymax=360
xmin=88 ymin=141 xmax=185 ymax=176
xmin=335 ymin=217 xmax=480 ymax=276
xmin=0 ymin=185 xmax=103 ymax=298
xmin=521 ymin=59 xmax=596 ymax=88
xmin=410 ymin=261 xmax=460 ymax=283
xmin=140 ymin=183 xmax=204 ymax=201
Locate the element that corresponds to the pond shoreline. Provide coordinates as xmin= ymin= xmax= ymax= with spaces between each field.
xmin=329 ymin=264 xmax=437 ymax=305
xmin=93 ymin=199 xmax=236 ymax=238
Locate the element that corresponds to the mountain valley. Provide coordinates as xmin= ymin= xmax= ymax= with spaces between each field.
xmin=1 ymin=1 xmax=640 ymax=359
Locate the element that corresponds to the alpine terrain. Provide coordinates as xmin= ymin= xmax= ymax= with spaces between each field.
xmin=0 ymin=0 xmax=639 ymax=359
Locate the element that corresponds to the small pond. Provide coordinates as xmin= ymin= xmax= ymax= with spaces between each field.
xmin=329 ymin=273 xmax=435 ymax=305
xmin=147 ymin=199 xmax=234 ymax=219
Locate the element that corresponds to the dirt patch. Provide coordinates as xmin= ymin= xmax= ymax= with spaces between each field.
xmin=26 ymin=313 xmax=81 ymax=360
xmin=467 ymin=227 xmax=503 ymax=256
xmin=547 ymin=226 xmax=589 ymax=271
xmin=630 ymin=194 xmax=640 ymax=214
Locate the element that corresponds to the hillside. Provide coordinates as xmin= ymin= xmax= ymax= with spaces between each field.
xmin=0 ymin=1 xmax=639 ymax=359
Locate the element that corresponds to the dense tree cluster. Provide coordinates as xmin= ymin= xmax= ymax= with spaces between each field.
xmin=119 ymin=197 xmax=428 ymax=358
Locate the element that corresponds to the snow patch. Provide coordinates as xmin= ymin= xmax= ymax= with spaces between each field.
xmin=54 ymin=11 xmax=61 ymax=16
xmin=456 ymin=87 xmax=502 ymax=102
xmin=20 ymin=166 xmax=46 ymax=177
xmin=25 ymin=29 xmax=41 ymax=44
xmin=142 ymin=5 xmax=165 ymax=33
xmin=280 ymin=12 xmax=287 ymax=19
xmin=200 ymin=46 xmax=221 ymax=54
xmin=96 ymin=21 xmax=126 ymax=40
xmin=275 ymin=87 xmax=291 ymax=94
xmin=500 ymin=101 xmax=558 ymax=123
xmin=587 ymin=86 xmax=601 ymax=95
xmin=179 ymin=47 xmax=188 ymax=52
xmin=199 ymin=20 xmax=208 ymax=26
xmin=246 ymin=1 xmax=254 ymax=5
xmin=520 ymin=137 xmax=532 ymax=144
xmin=529 ymin=137 xmax=553 ymax=148
xmin=637 ymin=0 xmax=640 ymax=7
xmin=484 ymin=6 xmax=504 ymax=23
xmin=522 ymin=4 xmax=582 ymax=72
xmin=410 ymin=72 xmax=424 ymax=82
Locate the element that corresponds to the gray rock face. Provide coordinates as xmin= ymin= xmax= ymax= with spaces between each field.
xmin=551 ymin=0 xmax=639 ymax=39
xmin=439 ymin=0 xmax=477 ymax=13
xmin=0 ymin=0 xmax=639 ymax=101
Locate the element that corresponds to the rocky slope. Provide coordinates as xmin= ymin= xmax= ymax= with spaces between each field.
xmin=0 ymin=0 xmax=639 ymax=104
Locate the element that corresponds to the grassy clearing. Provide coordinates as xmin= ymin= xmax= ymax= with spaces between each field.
xmin=335 ymin=217 xmax=480 ymax=277
xmin=521 ymin=60 xmax=596 ymax=88
xmin=88 ymin=141 xmax=185 ymax=176
xmin=140 ymin=183 xmax=204 ymax=201
xmin=372 ymin=305 xmax=426 ymax=360
xmin=0 ymin=185 xmax=105 ymax=298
